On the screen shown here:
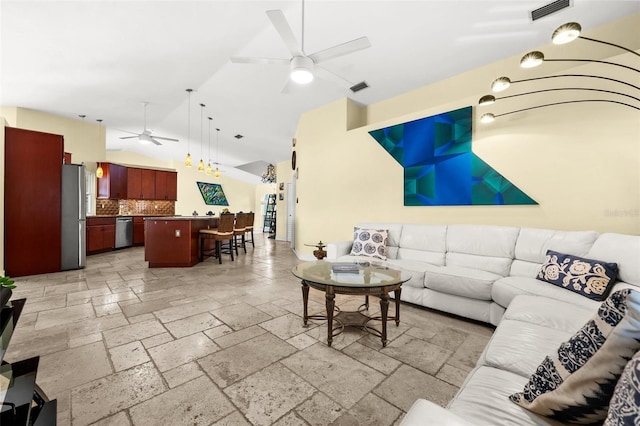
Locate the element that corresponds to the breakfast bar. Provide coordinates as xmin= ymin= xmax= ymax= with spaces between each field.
xmin=144 ymin=216 xmax=218 ymax=268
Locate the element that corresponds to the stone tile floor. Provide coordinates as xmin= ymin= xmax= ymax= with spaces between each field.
xmin=6 ymin=235 xmax=493 ymax=425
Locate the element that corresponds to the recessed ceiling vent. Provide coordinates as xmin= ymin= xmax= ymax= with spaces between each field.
xmin=350 ymin=81 xmax=369 ymax=93
xmin=234 ymin=134 xmax=244 ymax=139
xmin=531 ymin=0 xmax=571 ymax=21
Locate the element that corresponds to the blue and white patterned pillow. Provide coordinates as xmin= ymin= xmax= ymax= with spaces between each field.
xmin=604 ymin=350 xmax=640 ymax=425
xmin=537 ymin=250 xmax=618 ymax=301
xmin=350 ymin=228 xmax=388 ymax=260
xmin=510 ymin=289 xmax=640 ymax=424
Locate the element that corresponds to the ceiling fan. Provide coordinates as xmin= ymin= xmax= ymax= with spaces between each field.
xmin=230 ymin=0 xmax=371 ymax=91
xmin=119 ymin=102 xmax=179 ymax=146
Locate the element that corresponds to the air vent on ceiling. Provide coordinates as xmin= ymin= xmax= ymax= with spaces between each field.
xmin=234 ymin=134 xmax=243 ymax=139
xmin=350 ymin=81 xmax=369 ymax=93
xmin=531 ymin=0 xmax=571 ymax=21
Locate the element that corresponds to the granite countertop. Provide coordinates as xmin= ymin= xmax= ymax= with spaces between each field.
xmin=143 ymin=216 xmax=217 ymax=221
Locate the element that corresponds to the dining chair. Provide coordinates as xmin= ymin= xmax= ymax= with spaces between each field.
xmin=199 ymin=212 xmax=235 ymax=264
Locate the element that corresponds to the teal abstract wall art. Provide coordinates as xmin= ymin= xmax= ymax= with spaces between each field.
xmin=369 ymin=106 xmax=537 ymax=206
xmin=197 ymin=182 xmax=229 ymax=206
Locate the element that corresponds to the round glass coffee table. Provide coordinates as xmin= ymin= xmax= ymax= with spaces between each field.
xmin=292 ymin=260 xmax=411 ymax=347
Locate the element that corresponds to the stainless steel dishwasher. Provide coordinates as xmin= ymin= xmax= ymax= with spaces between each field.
xmin=115 ymin=216 xmax=133 ymax=248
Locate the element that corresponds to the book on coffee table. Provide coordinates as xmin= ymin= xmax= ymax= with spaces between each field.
xmin=331 ymin=263 xmax=360 ymax=274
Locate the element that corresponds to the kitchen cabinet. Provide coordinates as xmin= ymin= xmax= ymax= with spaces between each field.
xmin=87 ymin=217 xmax=116 ymax=254
xmin=155 ymin=170 xmax=178 ymax=201
xmin=127 ymin=167 xmax=156 ymax=199
xmin=97 ymin=163 xmax=127 ymax=199
xmin=133 ymin=216 xmax=145 ymax=245
xmin=4 ymin=127 xmax=63 ymax=277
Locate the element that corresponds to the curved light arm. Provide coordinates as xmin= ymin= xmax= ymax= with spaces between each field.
xmin=479 ymin=87 xmax=640 ymax=106
xmin=492 ymin=74 xmax=640 ymax=93
xmin=481 ymin=99 xmax=640 ymax=124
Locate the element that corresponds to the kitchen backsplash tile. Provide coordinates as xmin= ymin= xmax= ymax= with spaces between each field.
xmin=95 ymin=199 xmax=175 ymax=216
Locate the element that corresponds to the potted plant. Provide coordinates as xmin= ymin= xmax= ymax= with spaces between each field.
xmin=1 ymin=276 xmax=16 ymax=307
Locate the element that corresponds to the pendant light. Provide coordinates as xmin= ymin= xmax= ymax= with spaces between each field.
xmin=197 ymin=103 xmax=205 ymax=172
xmin=206 ymin=117 xmax=213 ymax=175
xmin=96 ymin=119 xmax=104 ymax=178
xmin=185 ymin=89 xmax=193 ymax=167
xmin=214 ymin=128 xmax=221 ymax=178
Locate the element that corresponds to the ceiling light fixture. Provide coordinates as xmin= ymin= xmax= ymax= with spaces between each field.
xmin=480 ymin=99 xmax=639 ymax=124
xmin=206 ymin=117 xmax=213 ymax=175
xmin=290 ymin=56 xmax=314 ymax=84
xmin=197 ymin=103 xmax=205 ymax=172
xmin=261 ymin=163 xmax=277 ymax=184
xmin=519 ymin=50 xmax=639 ymax=73
xmin=490 ymin=74 xmax=639 ymax=93
xmin=96 ymin=119 xmax=104 ymax=178
xmin=214 ymin=128 xmax=221 ymax=178
xmin=185 ymin=89 xmax=193 ymax=167
xmin=479 ymin=88 xmax=639 ymax=106
xmin=552 ymin=22 xmax=640 ymax=57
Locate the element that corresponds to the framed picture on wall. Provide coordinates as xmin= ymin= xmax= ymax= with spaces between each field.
xmin=279 ymin=182 xmax=285 ymax=191
xmin=279 ymin=192 xmax=284 ymax=200
xmin=196 ymin=182 xmax=229 ymax=206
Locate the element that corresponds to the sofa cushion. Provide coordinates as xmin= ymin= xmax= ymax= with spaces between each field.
xmin=445 ymin=225 xmax=519 ymax=275
xmin=397 ymin=224 xmax=447 ymax=266
xmin=503 ymin=295 xmax=595 ymax=334
xmin=449 ymin=366 xmax=563 ymax=426
xmin=481 ymin=319 xmax=574 ymax=377
xmin=385 ymin=259 xmax=431 ymax=289
xmin=604 ymin=350 xmax=640 ymax=426
xmin=350 ymin=227 xmax=388 ymax=260
xmin=509 ymin=289 xmax=640 ymax=423
xmin=492 ymin=276 xmax=601 ymax=310
xmin=425 ymin=265 xmax=501 ymax=300
xmin=536 ymin=250 xmax=618 ymax=301
xmin=514 ymin=228 xmax=599 ymax=265
xmin=587 ymin=233 xmax=640 ymax=287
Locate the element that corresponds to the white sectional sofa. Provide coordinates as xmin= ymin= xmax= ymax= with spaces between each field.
xmin=326 ymin=223 xmax=640 ymax=425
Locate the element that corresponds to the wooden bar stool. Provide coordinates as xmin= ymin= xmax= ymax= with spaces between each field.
xmin=233 ymin=212 xmax=249 ymax=255
xmin=244 ymin=211 xmax=255 ymax=248
xmin=199 ymin=213 xmax=235 ymax=263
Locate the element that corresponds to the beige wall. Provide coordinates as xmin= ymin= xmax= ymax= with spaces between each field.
xmin=0 ymin=118 xmax=6 ymax=275
xmin=293 ymin=16 xmax=640 ymax=257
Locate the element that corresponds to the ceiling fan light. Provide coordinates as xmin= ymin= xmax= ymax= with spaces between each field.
xmin=552 ymin=22 xmax=581 ymax=45
xmin=139 ymin=134 xmax=153 ymax=144
xmin=290 ymin=56 xmax=314 ymax=84
xmin=520 ymin=51 xmax=544 ymax=68
xmin=480 ymin=113 xmax=496 ymax=124
xmin=491 ymin=77 xmax=511 ymax=92
xmin=478 ymin=95 xmax=496 ymax=106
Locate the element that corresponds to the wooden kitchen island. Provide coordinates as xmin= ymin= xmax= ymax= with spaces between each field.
xmin=144 ymin=216 xmax=219 ymax=268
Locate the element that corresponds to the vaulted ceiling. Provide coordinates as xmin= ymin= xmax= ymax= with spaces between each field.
xmin=1 ymin=1 xmax=637 ymax=182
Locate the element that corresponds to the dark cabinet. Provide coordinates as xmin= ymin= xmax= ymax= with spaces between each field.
xmin=127 ymin=167 xmax=156 ymax=199
xmin=155 ymin=170 xmax=178 ymax=201
xmin=87 ymin=217 xmax=116 ymax=253
xmin=133 ymin=217 xmax=145 ymax=246
xmin=4 ymin=127 xmax=63 ymax=277
xmin=97 ymin=163 xmax=176 ymax=201
xmin=97 ymin=163 xmax=127 ymax=199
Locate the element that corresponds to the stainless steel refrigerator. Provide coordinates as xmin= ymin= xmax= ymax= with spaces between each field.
xmin=61 ymin=163 xmax=87 ymax=270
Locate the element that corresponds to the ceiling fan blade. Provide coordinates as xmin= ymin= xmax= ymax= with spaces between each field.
xmin=315 ymin=66 xmax=353 ymax=89
xmin=152 ymin=136 xmax=179 ymax=142
xmin=266 ymin=9 xmax=303 ymax=56
xmin=149 ymin=137 xmax=162 ymax=146
xmin=280 ymin=78 xmax=295 ymax=94
xmin=119 ymin=135 xmax=139 ymax=140
xmin=117 ymin=128 xmax=140 ymax=135
xmin=230 ymin=56 xmax=289 ymax=65
xmin=309 ymin=36 xmax=371 ymax=64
